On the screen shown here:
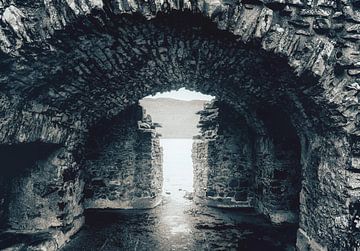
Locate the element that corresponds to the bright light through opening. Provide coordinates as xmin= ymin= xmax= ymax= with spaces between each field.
xmin=161 ymin=138 xmax=193 ymax=194
xmin=146 ymin=87 xmax=214 ymax=101
xmin=140 ymin=88 xmax=214 ymax=199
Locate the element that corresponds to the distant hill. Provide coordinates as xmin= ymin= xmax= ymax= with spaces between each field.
xmin=140 ymin=98 xmax=208 ymax=138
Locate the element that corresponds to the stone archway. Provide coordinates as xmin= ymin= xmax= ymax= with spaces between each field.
xmin=0 ymin=1 xmax=359 ymax=250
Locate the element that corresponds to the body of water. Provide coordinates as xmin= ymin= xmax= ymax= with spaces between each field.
xmin=160 ymin=138 xmax=193 ymax=197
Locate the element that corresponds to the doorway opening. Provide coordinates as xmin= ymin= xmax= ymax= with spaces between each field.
xmin=140 ymin=88 xmax=214 ymax=200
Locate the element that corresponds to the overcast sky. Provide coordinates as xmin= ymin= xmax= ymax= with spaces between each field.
xmin=146 ymin=88 xmax=214 ymax=101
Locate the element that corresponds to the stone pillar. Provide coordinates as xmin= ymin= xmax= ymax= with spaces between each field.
xmin=192 ymin=100 xmax=254 ymax=207
xmin=83 ymin=104 xmax=163 ymax=209
xmin=296 ymin=134 xmax=355 ymax=250
xmin=192 ymin=138 xmax=209 ymax=202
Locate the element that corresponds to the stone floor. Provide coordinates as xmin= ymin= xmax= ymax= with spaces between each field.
xmin=61 ymin=191 xmax=297 ymax=251
xmin=0 ymin=139 xmax=297 ymax=251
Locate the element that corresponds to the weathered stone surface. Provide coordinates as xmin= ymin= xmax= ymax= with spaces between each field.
xmin=0 ymin=0 xmax=358 ymax=250
xmin=193 ymin=101 xmax=254 ymax=208
xmin=192 ymin=99 xmax=358 ymax=250
xmin=193 ymin=101 xmax=301 ymax=224
xmin=299 ymin=135 xmax=354 ymax=250
xmin=0 ymin=0 xmax=357 ymax=136
xmin=253 ymin=106 xmax=301 ymax=224
xmin=0 ymin=143 xmax=84 ymax=249
xmin=83 ymin=104 xmax=163 ymax=209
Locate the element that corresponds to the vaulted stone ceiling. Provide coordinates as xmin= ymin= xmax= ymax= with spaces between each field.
xmin=0 ymin=1 xmax=359 ymax=249
xmin=0 ymin=0 xmax=358 ymax=146
xmin=1 ymin=12 xmax=321 ymax=134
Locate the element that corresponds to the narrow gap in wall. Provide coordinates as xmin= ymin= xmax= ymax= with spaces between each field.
xmin=140 ymin=88 xmax=214 ymax=201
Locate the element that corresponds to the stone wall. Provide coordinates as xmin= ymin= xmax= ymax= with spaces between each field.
xmin=253 ymin=107 xmax=302 ymax=224
xmin=349 ymin=134 xmax=360 ymax=247
xmin=0 ymin=1 xmax=358 ymax=249
xmin=0 ymin=0 xmax=358 ymax=138
xmin=193 ymin=100 xmax=254 ymax=207
xmin=193 ymin=100 xmax=301 ymax=224
xmin=83 ymin=104 xmax=163 ymax=209
xmin=0 ymin=103 xmax=163 ymax=250
xmin=0 ymin=143 xmax=84 ymax=250
xmin=192 ymin=99 xmax=358 ymax=249
xmin=296 ymin=134 xmax=352 ymax=250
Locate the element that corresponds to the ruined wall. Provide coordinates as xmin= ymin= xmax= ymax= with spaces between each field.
xmin=0 ymin=0 xmax=358 ymax=138
xmin=83 ymin=104 xmax=163 ymax=209
xmin=0 ymin=143 xmax=84 ymax=250
xmin=253 ymin=108 xmax=302 ymax=224
xmin=253 ymin=136 xmax=301 ymax=224
xmin=193 ymin=99 xmax=357 ymax=249
xmin=349 ymin=135 xmax=360 ymax=247
xmin=193 ymin=101 xmax=302 ymax=225
xmin=0 ymin=1 xmax=358 ymax=249
xmin=296 ymin=134 xmax=353 ymax=250
xmin=0 ymin=104 xmax=163 ymax=250
xmin=192 ymin=101 xmax=254 ymax=207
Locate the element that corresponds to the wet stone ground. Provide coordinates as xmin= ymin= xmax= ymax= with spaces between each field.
xmin=61 ymin=191 xmax=297 ymax=251
xmin=62 ymin=139 xmax=297 ymax=250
